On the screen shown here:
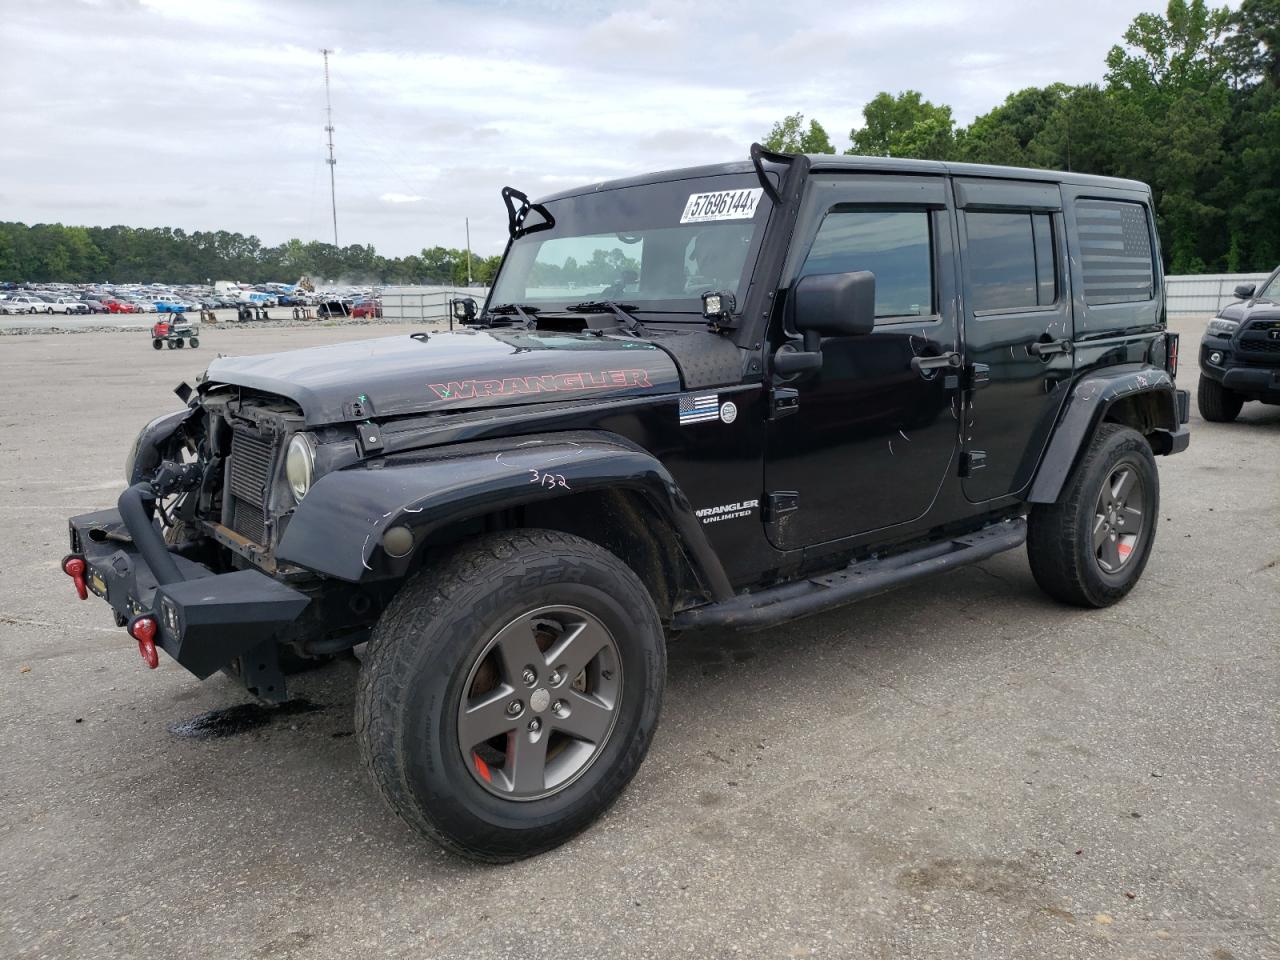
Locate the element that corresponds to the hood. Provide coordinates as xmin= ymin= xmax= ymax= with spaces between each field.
xmin=202 ymin=329 xmax=682 ymax=425
xmin=1218 ymin=299 xmax=1280 ymax=324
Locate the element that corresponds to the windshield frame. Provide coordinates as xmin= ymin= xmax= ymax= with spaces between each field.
xmin=485 ymin=172 xmax=776 ymax=322
xmin=1257 ymin=267 xmax=1280 ymax=302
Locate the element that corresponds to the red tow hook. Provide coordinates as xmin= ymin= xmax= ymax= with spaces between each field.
xmin=61 ymin=555 xmax=88 ymax=600
xmin=127 ymin=616 xmax=160 ymax=670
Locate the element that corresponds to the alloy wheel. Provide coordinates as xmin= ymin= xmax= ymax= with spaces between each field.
xmin=457 ymin=604 xmax=622 ymax=801
xmin=1093 ymin=465 xmax=1145 ymax=573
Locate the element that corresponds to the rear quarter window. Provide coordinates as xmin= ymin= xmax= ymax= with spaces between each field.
xmin=1075 ymin=199 xmax=1155 ymax=305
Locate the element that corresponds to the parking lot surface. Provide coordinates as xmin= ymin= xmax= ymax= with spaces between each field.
xmin=1 ymin=317 xmax=1276 ymax=960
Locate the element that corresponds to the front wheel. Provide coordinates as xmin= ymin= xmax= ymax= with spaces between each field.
xmin=189 ymin=336 xmax=199 ymax=348
xmin=355 ymin=529 xmax=665 ymax=862
xmin=152 ymin=338 xmax=163 ymax=350
xmin=1197 ymin=376 xmax=1243 ymax=422
xmin=1027 ymin=423 xmax=1159 ymax=608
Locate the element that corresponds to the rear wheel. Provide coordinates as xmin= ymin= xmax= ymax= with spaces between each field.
xmin=152 ymin=339 xmax=163 ymax=350
xmin=189 ymin=336 xmax=199 ymax=348
xmin=356 ymin=529 xmax=665 ymax=862
xmin=1197 ymin=376 xmax=1243 ymax=422
xmin=1027 ymin=423 xmax=1159 ymax=608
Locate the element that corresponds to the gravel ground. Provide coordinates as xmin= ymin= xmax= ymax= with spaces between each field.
xmin=0 ymin=315 xmax=1276 ymax=960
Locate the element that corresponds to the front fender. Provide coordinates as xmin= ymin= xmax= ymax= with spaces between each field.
xmin=275 ymin=430 xmax=733 ymax=599
xmin=1026 ymin=364 xmax=1182 ymax=504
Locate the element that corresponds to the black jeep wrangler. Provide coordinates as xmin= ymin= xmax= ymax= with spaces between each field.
xmin=1197 ymin=266 xmax=1280 ymax=421
xmin=63 ymin=145 xmax=1189 ymax=862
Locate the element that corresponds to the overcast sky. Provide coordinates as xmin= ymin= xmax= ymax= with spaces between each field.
xmin=2 ymin=0 xmax=1181 ymax=257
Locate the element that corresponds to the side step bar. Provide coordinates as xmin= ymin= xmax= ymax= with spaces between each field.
xmin=672 ymin=518 xmax=1027 ymax=631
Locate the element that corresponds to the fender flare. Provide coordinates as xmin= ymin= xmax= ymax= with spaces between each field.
xmin=275 ymin=431 xmax=734 ymax=600
xmin=1026 ymin=365 xmax=1180 ymax=504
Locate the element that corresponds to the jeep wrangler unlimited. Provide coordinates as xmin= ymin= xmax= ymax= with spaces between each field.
xmin=1197 ymin=266 xmax=1280 ymax=421
xmin=63 ymin=145 xmax=1189 ymax=861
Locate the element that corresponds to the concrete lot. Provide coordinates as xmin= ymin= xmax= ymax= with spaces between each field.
xmin=0 ymin=316 xmax=1276 ymax=959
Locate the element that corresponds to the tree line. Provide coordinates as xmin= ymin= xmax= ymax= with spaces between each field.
xmin=0 ymin=222 xmax=502 ymax=287
xmin=763 ymin=0 xmax=1279 ymax=274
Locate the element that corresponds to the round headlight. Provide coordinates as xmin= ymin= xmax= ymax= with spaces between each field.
xmin=285 ymin=434 xmax=314 ymax=500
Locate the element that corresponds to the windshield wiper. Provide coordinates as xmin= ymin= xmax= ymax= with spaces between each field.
xmin=565 ymin=300 xmax=642 ymax=333
xmin=484 ymin=303 xmax=540 ymax=327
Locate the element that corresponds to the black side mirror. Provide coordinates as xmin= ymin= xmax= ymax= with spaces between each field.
xmin=1234 ymin=283 xmax=1256 ymax=300
xmin=774 ymin=271 xmax=876 ymax=376
xmin=452 ymin=297 xmax=477 ymax=322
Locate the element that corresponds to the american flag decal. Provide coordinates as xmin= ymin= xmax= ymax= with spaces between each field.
xmin=678 ymin=393 xmax=720 ymax=425
xmin=1076 ymin=199 xmax=1154 ymax=306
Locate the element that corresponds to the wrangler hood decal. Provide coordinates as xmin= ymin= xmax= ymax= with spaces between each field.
xmin=202 ymin=329 xmax=680 ymax=426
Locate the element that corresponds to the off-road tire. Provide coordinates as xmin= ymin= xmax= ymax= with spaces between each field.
xmin=1197 ymin=376 xmax=1243 ymax=422
xmin=1027 ymin=423 xmax=1159 ymax=608
xmin=355 ymin=529 xmax=665 ymax=862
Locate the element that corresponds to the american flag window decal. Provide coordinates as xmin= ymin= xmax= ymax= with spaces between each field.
xmin=678 ymin=393 xmax=720 ymax=425
xmin=1076 ymin=199 xmax=1155 ymax=306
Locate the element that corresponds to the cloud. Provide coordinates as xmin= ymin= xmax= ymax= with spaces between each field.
xmin=1 ymin=0 xmax=1183 ymax=257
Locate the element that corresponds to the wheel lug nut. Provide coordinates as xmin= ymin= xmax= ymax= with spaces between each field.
xmin=552 ymin=700 xmax=563 ymax=713
xmin=521 ymin=667 xmax=536 ymax=685
xmin=507 ymin=700 xmax=523 ymax=716
xmin=549 ymin=670 xmax=561 ymax=686
xmin=528 ymin=718 xmax=541 ymax=732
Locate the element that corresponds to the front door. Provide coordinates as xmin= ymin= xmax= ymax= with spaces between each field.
xmin=953 ymin=179 xmax=1074 ymax=502
xmin=764 ymin=174 xmax=961 ymax=550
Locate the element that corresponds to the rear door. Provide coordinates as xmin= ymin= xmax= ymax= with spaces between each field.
xmin=954 ymin=179 xmax=1073 ymax=502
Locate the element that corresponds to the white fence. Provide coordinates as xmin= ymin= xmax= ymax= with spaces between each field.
xmin=1165 ymin=273 xmax=1270 ymax=317
xmin=380 ymin=286 xmax=490 ymax=324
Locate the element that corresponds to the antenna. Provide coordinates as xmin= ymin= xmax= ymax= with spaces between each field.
xmin=320 ymin=48 xmax=338 ymax=248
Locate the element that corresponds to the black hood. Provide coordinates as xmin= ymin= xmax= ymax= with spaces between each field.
xmin=202 ymin=329 xmax=682 ymax=426
xmin=1218 ymin=299 xmax=1280 ymax=324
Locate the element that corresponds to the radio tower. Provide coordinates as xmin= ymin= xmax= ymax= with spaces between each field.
xmin=320 ymin=48 xmax=339 ymax=248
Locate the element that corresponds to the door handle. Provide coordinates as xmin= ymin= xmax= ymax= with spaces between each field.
xmin=910 ymin=352 xmax=962 ymax=378
xmin=1028 ymin=338 xmax=1073 ymax=357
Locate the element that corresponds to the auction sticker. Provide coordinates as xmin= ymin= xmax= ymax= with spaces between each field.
xmin=680 ymin=188 xmax=763 ymax=223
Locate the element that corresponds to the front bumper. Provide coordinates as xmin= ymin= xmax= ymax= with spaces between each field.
xmin=67 ymin=508 xmax=309 ymax=679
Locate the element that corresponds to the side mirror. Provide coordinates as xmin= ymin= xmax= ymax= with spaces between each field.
xmin=452 ymin=297 xmax=477 ymax=322
xmin=1234 ymin=283 xmax=1256 ymax=300
xmin=774 ymin=271 xmax=875 ymax=376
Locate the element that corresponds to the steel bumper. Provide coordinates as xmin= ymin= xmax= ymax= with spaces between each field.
xmin=67 ymin=508 xmax=309 ymax=678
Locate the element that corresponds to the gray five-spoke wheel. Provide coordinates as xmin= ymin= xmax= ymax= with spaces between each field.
xmin=457 ymin=604 xmax=622 ymax=801
xmin=1093 ymin=465 xmax=1144 ymax=574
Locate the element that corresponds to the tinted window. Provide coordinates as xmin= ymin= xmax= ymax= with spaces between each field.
xmin=965 ymin=211 xmax=1058 ymax=312
xmin=1075 ymin=199 xmax=1154 ymax=305
xmin=799 ymin=209 xmax=933 ymax=319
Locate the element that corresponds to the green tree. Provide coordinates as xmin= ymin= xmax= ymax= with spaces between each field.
xmin=762 ymin=113 xmax=836 ymax=153
xmin=848 ymin=91 xmax=955 ymax=159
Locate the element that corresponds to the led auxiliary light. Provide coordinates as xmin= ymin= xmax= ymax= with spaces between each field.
xmin=701 ymin=291 xmax=736 ymax=321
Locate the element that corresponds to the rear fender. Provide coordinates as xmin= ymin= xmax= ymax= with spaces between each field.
xmin=275 ymin=431 xmax=733 ymax=600
xmin=1027 ymin=365 xmax=1181 ymax=504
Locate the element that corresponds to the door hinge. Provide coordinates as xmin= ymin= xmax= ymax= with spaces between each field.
xmin=766 ymin=491 xmax=799 ymax=519
xmin=959 ymin=450 xmax=987 ymax=476
xmin=770 ymin=386 xmax=800 ymax=419
xmin=966 ymin=363 xmax=990 ymax=390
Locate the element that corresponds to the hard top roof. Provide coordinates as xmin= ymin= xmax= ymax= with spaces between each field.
xmin=536 ymin=153 xmax=1150 ymax=204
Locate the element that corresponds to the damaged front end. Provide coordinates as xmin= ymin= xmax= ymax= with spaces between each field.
xmin=64 ymin=382 xmax=381 ymax=701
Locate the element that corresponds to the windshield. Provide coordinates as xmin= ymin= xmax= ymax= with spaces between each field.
xmin=1258 ymin=269 xmax=1280 ymax=302
xmin=489 ymin=173 xmax=771 ymax=318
